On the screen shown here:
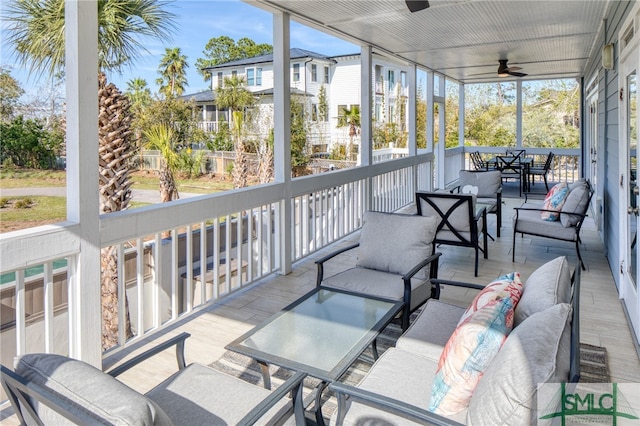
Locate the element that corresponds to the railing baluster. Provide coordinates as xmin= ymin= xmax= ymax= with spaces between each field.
xmin=43 ymin=262 xmax=54 ymax=352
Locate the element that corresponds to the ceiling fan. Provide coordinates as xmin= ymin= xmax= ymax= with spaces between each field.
xmin=405 ymin=0 xmax=430 ymax=13
xmin=498 ymin=59 xmax=528 ymax=78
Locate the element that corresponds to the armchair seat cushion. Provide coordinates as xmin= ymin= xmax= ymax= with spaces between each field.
xmin=321 ymin=267 xmax=429 ymax=311
xmin=146 ymin=363 xmax=288 ymax=426
xmin=513 ymin=204 xmax=578 ymax=241
xmin=333 ymin=348 xmax=467 ymax=426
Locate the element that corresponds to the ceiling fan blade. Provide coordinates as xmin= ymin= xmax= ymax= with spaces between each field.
xmin=405 ymin=0 xmax=430 ymax=12
xmin=505 ymin=66 xmax=522 ymax=71
xmin=508 ymin=71 xmax=528 ymax=77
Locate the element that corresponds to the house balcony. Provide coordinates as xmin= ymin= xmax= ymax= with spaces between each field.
xmin=1 ymin=146 xmax=638 ymax=423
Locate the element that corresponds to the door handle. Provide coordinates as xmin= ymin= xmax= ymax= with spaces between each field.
xmin=628 ymin=206 xmax=639 ymax=215
xmin=634 ymin=186 xmax=639 ymax=195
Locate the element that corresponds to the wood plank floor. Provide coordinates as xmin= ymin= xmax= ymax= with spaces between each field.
xmin=2 ymin=192 xmax=639 ymax=423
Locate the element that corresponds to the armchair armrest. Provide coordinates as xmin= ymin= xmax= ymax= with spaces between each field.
xmin=429 ymin=278 xmax=485 ymax=300
xmin=107 ymin=332 xmax=190 ymax=377
xmin=329 ymin=382 xmax=464 ymax=426
xmin=399 ymin=252 xmax=442 ymax=329
xmin=239 ymin=371 xmax=307 ymax=426
xmin=315 ymin=242 xmax=360 ymax=286
xmin=514 ymin=206 xmax=588 ymax=221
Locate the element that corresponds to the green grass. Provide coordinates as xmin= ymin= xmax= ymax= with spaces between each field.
xmin=0 ymin=169 xmax=66 ymax=188
xmin=0 ymin=196 xmax=66 ymax=222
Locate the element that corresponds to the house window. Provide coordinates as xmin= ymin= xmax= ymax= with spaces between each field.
xmin=293 ymin=63 xmax=300 ymax=82
xmin=324 ymin=66 xmax=330 ymax=84
xmin=256 ymin=68 xmax=262 ymax=86
xmin=232 ymin=70 xmax=238 ymax=78
xmin=217 ymin=72 xmax=223 ymax=88
xmin=247 ymin=68 xmax=255 ymax=86
xmin=311 ymin=64 xmax=317 ymax=82
xmin=401 ymin=71 xmax=407 ymax=87
xmin=388 ymin=70 xmax=395 ymax=88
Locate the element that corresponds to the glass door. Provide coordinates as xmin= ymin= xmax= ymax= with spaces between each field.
xmin=621 ymin=47 xmax=640 ymax=342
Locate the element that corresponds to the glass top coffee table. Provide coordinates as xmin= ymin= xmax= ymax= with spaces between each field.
xmin=226 ymin=286 xmax=403 ymax=423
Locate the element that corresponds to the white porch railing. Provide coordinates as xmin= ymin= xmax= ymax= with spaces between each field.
xmin=0 ymin=153 xmax=434 ymax=372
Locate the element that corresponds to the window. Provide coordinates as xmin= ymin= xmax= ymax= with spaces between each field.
xmin=293 ymin=63 xmax=300 ymax=82
xmin=246 ymin=68 xmax=255 ymax=86
xmin=312 ymin=103 xmax=318 ymax=121
xmin=401 ymin=71 xmax=407 ymax=87
xmin=324 ymin=66 xmax=330 ymax=84
xmin=256 ymin=68 xmax=262 ymax=86
xmin=232 ymin=70 xmax=238 ymax=78
xmin=388 ymin=70 xmax=395 ymax=87
xmin=311 ymin=64 xmax=317 ymax=82
xmin=217 ymin=72 xmax=223 ymax=88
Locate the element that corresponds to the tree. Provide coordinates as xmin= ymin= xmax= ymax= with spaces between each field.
xmin=156 ymin=47 xmax=189 ymax=98
xmin=338 ymin=105 xmax=360 ymax=161
xmin=195 ymin=36 xmax=272 ymax=82
xmin=215 ymin=75 xmax=255 ymax=188
xmin=0 ymin=116 xmax=62 ymax=167
xmin=143 ymin=124 xmax=180 ymax=202
xmin=0 ymin=67 xmax=25 ymax=121
xmin=291 ymin=95 xmax=310 ymax=174
xmin=125 ymin=78 xmax=152 ymax=114
xmin=5 ymin=0 xmax=176 ymax=350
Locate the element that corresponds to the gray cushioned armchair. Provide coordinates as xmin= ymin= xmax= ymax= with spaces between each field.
xmin=1 ymin=333 xmax=306 ymax=425
xmin=316 ymin=211 xmax=441 ymax=330
xmin=452 ymin=170 xmax=502 ymax=237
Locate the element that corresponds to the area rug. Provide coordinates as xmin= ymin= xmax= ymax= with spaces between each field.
xmin=209 ymin=320 xmax=609 ymax=420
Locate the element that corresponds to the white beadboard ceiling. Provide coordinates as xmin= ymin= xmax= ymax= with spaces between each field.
xmin=249 ymin=0 xmax=612 ymax=83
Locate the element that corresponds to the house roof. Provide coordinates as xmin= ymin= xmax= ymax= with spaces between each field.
xmin=202 ymin=47 xmax=339 ymax=71
xmin=179 ymin=87 xmax=312 ymax=103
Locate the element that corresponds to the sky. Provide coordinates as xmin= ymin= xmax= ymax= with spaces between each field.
xmin=1 ymin=0 xmax=358 ymax=101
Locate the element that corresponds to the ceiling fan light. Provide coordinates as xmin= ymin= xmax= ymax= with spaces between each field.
xmin=498 ymin=71 xmax=510 ymax=77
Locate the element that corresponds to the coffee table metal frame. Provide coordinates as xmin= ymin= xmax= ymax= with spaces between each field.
xmin=226 ymin=286 xmax=404 ymax=424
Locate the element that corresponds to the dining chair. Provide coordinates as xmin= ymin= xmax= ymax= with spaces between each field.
xmin=496 ymin=155 xmax=523 ymax=197
xmin=527 ymin=152 xmax=555 ymax=192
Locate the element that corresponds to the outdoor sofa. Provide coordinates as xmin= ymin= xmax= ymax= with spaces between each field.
xmin=329 ymin=256 xmax=580 ymax=425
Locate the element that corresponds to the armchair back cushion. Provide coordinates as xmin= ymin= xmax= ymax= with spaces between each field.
xmin=458 ymin=170 xmax=501 ymax=199
xmin=560 ymin=181 xmax=590 ymax=228
xmin=514 ymin=256 xmax=571 ymax=326
xmin=357 ymin=211 xmax=437 ymax=280
xmin=15 ymin=354 xmax=172 ymax=426
xmin=467 ymin=303 xmax=572 ymax=426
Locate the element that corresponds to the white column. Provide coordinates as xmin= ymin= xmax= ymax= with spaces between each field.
xmin=408 ymin=65 xmax=418 ymax=156
xmin=516 ymin=80 xmax=523 ymax=148
xmin=273 ymin=11 xmax=293 ymax=274
xmin=426 ymin=71 xmax=434 ymax=153
xmin=458 ymin=82 xmax=465 ymax=148
xmin=359 ymin=45 xmax=372 ymax=167
xmin=65 ymin=0 xmax=101 ymax=366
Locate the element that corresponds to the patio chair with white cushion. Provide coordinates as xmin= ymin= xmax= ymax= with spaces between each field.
xmin=451 ymin=170 xmax=502 ymax=237
xmin=316 ymin=211 xmax=442 ymax=330
xmin=0 ymin=332 xmax=306 ymax=425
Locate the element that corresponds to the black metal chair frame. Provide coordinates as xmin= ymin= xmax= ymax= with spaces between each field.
xmin=527 ymin=152 xmax=555 ymax=192
xmin=329 ymin=264 xmax=581 ymax=424
xmin=415 ymin=191 xmax=487 ymax=276
xmin=1 ymin=333 xmax=307 ymax=425
xmin=496 ymin=155 xmax=524 ymax=197
xmin=513 ymin=182 xmax=594 ymax=270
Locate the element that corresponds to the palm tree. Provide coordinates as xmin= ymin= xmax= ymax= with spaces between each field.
xmin=125 ymin=77 xmax=152 ymax=165
xmin=5 ymin=0 xmax=176 ymax=350
xmin=215 ymin=75 xmax=255 ymax=188
xmin=144 ymin=124 xmax=180 ymax=202
xmin=341 ymin=105 xmax=360 ymax=161
xmin=156 ymin=47 xmax=189 ymax=98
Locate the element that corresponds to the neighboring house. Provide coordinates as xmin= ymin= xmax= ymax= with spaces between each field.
xmin=180 ymin=48 xmax=410 ymax=156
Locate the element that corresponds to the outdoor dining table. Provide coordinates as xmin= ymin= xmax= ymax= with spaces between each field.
xmin=486 ymin=155 xmax=534 ymax=194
